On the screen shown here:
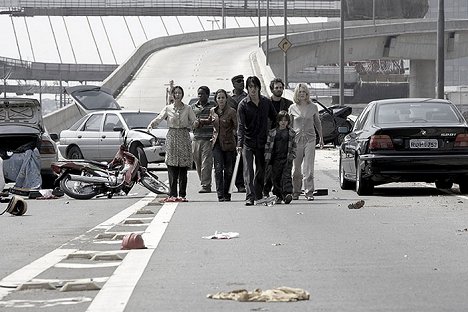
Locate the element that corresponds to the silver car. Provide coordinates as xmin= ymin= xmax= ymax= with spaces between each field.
xmin=0 ymin=98 xmax=58 ymax=187
xmin=58 ymin=110 xmax=168 ymax=166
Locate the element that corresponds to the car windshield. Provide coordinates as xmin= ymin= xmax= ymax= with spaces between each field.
xmin=120 ymin=112 xmax=168 ymax=129
xmin=72 ymin=89 xmax=120 ymax=110
xmin=376 ymin=102 xmax=461 ymax=124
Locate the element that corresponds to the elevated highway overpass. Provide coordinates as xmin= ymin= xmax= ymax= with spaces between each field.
xmin=41 ymin=18 xmax=468 ymax=134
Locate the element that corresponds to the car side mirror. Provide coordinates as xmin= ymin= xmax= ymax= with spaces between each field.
xmin=49 ymin=133 xmax=59 ymax=142
xmin=338 ymin=126 xmax=350 ymax=134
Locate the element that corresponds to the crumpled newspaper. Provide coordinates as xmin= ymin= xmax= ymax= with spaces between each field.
xmin=202 ymin=231 xmax=239 ymax=240
xmin=207 ymin=286 xmax=310 ymax=302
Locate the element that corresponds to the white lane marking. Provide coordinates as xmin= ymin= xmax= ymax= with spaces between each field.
xmin=86 ymin=202 xmax=177 ymax=312
xmin=0 ymin=192 xmax=157 ymax=300
xmin=0 ymin=297 xmax=92 ymax=308
xmin=32 ymin=277 xmax=109 ymax=284
xmin=55 ymin=263 xmax=120 ymax=269
xmin=0 ymin=249 xmax=76 ymax=297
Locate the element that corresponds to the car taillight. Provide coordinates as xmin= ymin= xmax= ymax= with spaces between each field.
xmin=454 ymin=133 xmax=468 ymax=147
xmin=369 ymin=135 xmax=394 ymax=150
xmin=40 ymin=140 xmax=57 ymax=154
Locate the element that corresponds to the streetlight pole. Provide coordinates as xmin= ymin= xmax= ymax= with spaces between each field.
xmin=437 ymin=0 xmax=445 ymax=99
xmin=283 ymin=0 xmax=288 ymax=86
xmin=339 ymin=0 xmax=345 ymax=106
xmin=266 ymin=0 xmax=269 ymax=65
xmin=258 ymin=0 xmax=261 ymax=47
xmin=221 ymin=0 xmax=225 ymax=29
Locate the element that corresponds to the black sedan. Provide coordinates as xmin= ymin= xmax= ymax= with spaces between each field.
xmin=339 ymin=98 xmax=468 ymax=195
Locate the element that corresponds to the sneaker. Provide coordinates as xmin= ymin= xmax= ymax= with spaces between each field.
xmin=292 ymin=194 xmax=299 ymax=200
xmin=284 ymin=194 xmax=293 ymax=204
xmin=237 ymin=187 xmax=246 ymax=193
xmin=177 ymin=197 xmax=189 ymax=202
xmin=223 ymin=196 xmax=231 ymax=202
xmin=198 ymin=188 xmax=211 ymax=193
xmin=218 ymin=198 xmax=225 ymax=202
xmin=305 ymin=195 xmax=314 ymax=201
xmin=245 ymin=199 xmax=254 ymax=206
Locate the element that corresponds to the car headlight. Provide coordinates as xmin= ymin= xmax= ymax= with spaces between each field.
xmin=150 ymin=137 xmax=158 ymax=146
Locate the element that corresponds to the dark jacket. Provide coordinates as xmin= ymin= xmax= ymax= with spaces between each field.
xmin=264 ymin=127 xmax=297 ymax=165
xmin=237 ymin=95 xmax=277 ymax=149
xmin=200 ymin=106 xmax=237 ymax=152
xmin=271 ymin=97 xmax=293 ymax=113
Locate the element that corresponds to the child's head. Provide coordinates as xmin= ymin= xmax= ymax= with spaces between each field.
xmin=277 ymin=110 xmax=290 ymax=129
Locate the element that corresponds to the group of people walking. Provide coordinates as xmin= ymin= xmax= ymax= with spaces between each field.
xmin=148 ymin=75 xmax=324 ymax=205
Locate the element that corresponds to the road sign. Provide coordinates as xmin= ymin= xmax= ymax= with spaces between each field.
xmin=278 ymin=37 xmax=292 ymax=53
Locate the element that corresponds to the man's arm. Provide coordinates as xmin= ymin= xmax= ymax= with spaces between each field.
xmin=236 ymin=102 xmax=246 ymax=153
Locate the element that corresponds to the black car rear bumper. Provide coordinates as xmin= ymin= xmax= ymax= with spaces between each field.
xmin=360 ymin=154 xmax=468 ymax=183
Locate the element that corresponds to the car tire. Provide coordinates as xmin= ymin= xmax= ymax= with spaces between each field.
xmin=339 ymin=156 xmax=354 ymax=190
xmin=136 ymin=146 xmax=148 ymax=168
xmin=355 ymin=158 xmax=374 ymax=195
xmin=435 ymin=180 xmax=453 ymax=190
xmin=459 ymin=182 xmax=468 ymax=194
xmin=67 ymin=146 xmax=83 ymax=159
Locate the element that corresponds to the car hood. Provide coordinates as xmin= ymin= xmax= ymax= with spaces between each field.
xmin=0 ymin=98 xmax=43 ymax=133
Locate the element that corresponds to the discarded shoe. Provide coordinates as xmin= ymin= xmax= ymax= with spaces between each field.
xmin=284 ymin=194 xmax=293 ymax=204
xmin=0 ymin=195 xmax=28 ymax=216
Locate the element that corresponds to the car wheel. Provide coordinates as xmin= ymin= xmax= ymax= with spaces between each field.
xmin=67 ymin=146 xmax=83 ymax=159
xmin=355 ymin=158 xmax=374 ymax=195
xmin=435 ymin=180 xmax=453 ymax=190
xmin=339 ymin=156 xmax=354 ymax=190
xmin=459 ymin=182 xmax=468 ymax=194
xmin=136 ymin=146 xmax=148 ymax=168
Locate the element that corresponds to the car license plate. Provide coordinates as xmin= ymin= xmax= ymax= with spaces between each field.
xmin=409 ymin=139 xmax=438 ymax=149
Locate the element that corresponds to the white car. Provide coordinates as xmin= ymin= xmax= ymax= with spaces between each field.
xmin=58 ymin=110 xmax=168 ymax=166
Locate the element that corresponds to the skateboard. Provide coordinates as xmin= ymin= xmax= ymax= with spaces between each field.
xmin=255 ymin=196 xmax=277 ymax=206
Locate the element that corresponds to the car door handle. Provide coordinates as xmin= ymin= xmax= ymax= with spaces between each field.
xmin=78 ymin=135 xmax=82 ymax=139
xmin=101 ymin=135 xmax=106 ymax=139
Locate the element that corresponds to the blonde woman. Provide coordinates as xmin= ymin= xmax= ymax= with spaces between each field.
xmin=288 ymin=83 xmax=324 ymax=201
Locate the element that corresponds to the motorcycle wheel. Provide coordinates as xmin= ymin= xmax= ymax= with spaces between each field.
xmin=140 ymin=171 xmax=170 ymax=195
xmin=60 ymin=174 xmax=100 ymax=200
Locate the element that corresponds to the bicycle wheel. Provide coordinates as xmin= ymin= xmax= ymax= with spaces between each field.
xmin=140 ymin=171 xmax=170 ymax=195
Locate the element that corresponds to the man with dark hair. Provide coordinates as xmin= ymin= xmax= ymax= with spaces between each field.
xmin=191 ymin=86 xmax=216 ymax=193
xmin=237 ymin=76 xmax=277 ymax=205
xmin=264 ymin=77 xmax=293 ymax=196
xmin=229 ymin=74 xmax=247 ymax=193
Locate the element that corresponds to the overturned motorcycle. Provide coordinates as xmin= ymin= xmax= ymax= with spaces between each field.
xmin=51 ymin=132 xmax=170 ymax=200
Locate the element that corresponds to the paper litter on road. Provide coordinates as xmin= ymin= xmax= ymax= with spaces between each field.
xmin=202 ymin=231 xmax=239 ymax=240
xmin=207 ymin=286 xmax=310 ymax=302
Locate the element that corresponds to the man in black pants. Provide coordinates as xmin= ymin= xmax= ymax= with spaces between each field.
xmin=230 ymin=74 xmax=247 ymax=192
xmin=236 ymin=76 xmax=277 ymax=205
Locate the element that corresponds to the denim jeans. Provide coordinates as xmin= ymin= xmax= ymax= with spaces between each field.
xmin=212 ymin=143 xmax=235 ymax=199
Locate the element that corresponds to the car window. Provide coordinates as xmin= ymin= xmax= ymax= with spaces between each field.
xmin=354 ymin=105 xmax=372 ymax=131
xmin=103 ymin=114 xmax=123 ymax=132
xmin=83 ymin=114 xmax=103 ymax=132
xmin=376 ymin=102 xmax=461 ymax=124
xmin=69 ymin=115 xmax=88 ymax=131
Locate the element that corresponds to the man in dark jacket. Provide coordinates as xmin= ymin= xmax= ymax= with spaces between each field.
xmin=237 ymin=76 xmax=277 ymax=205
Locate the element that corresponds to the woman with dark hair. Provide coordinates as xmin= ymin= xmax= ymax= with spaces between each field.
xmin=148 ymin=86 xmax=196 ymax=202
xmin=200 ymin=89 xmax=237 ymax=201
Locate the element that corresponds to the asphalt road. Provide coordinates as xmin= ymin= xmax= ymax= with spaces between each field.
xmin=1 ymin=147 xmax=468 ymax=311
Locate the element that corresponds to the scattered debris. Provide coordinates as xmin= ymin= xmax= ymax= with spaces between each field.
xmin=296 ymin=212 xmax=303 ymax=215
xmin=202 ymin=231 xmax=239 ymax=240
xmin=207 ymin=286 xmax=310 ymax=302
xmin=348 ymin=200 xmax=365 ymax=209
xmin=272 ymin=243 xmax=282 ymax=246
xmin=121 ymin=233 xmax=146 ymax=250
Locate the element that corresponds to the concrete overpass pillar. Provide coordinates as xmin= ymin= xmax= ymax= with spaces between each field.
xmin=409 ymin=60 xmax=436 ymax=98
